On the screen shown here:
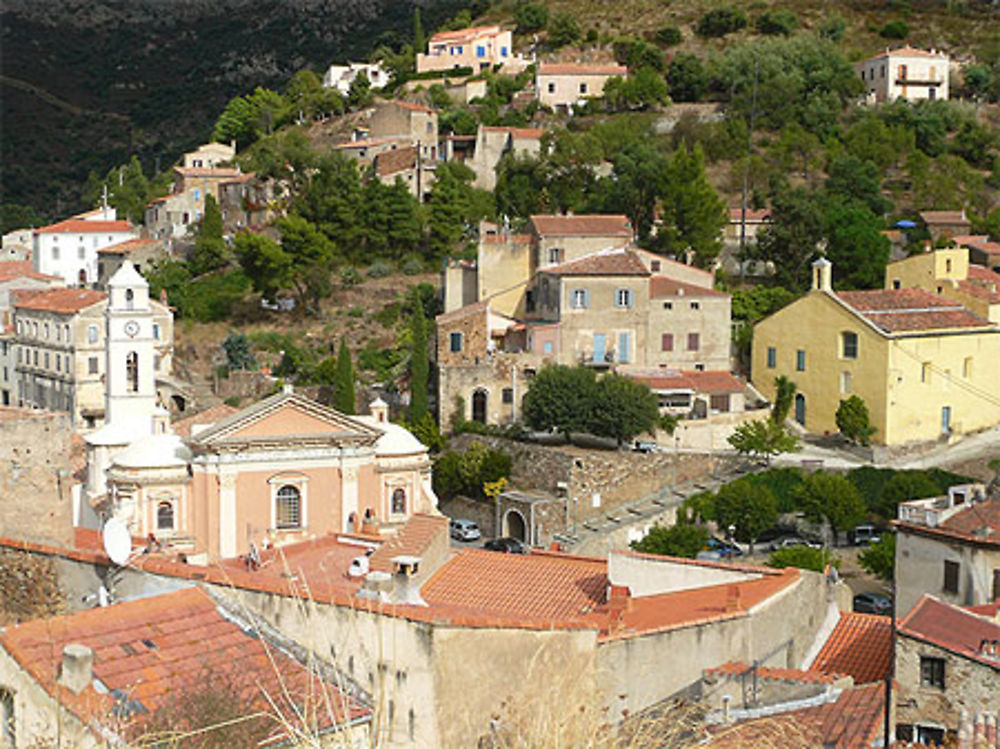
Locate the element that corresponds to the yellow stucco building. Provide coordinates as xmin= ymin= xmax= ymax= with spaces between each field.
xmin=752 ymin=259 xmax=1000 ymax=446
xmin=885 ymin=246 xmax=1000 ymax=324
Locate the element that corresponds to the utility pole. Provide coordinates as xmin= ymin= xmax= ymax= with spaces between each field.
xmin=739 ymin=54 xmax=759 ymax=284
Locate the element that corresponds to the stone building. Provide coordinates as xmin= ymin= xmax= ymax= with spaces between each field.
xmin=182 ymin=141 xmax=235 ymax=169
xmin=920 ymin=209 xmax=972 ymax=242
xmin=467 ymin=125 xmax=544 ymax=191
xmin=368 ymin=100 xmax=439 ymax=162
xmin=217 ymin=172 xmax=288 ymax=232
xmin=893 ymin=484 xmax=1000 ymax=617
xmin=752 ymin=258 xmax=1000 ymax=446
xmin=536 ymin=63 xmax=628 ymax=111
xmin=857 ymin=46 xmax=949 ymax=104
xmin=885 ymin=245 xmax=1000 ymax=324
xmin=895 ymin=594 xmax=1000 ymax=744
xmin=95 ymin=238 xmax=166 ymax=287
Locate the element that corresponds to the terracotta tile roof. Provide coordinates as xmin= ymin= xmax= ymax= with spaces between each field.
xmin=481 ymin=232 xmax=532 ymax=244
xmin=389 ymin=99 xmax=436 ymax=114
xmin=920 ymin=209 xmax=969 ymax=226
xmin=0 ymin=587 xmax=370 ymax=736
xmin=436 ymin=298 xmax=489 ymax=323
xmin=173 ymin=166 xmax=242 ymax=178
xmin=429 ymin=25 xmax=502 ymax=43
xmin=702 ymin=682 xmax=885 ymax=748
xmin=530 ymin=214 xmax=633 ymax=237
xmin=836 ymin=288 xmax=992 ymax=333
xmin=421 ymin=548 xmax=608 ymax=622
xmin=898 ymin=594 xmax=1000 ymax=670
xmin=707 ymin=660 xmax=837 ymax=684
xmin=538 ymin=63 xmax=628 ymax=76
xmin=482 ymin=126 xmax=545 ymax=139
xmin=939 ymin=497 xmax=1000 ymax=543
xmin=35 ymin=219 xmax=133 ymax=235
xmin=374 ymin=145 xmax=417 ymax=177
xmin=0 ymin=260 xmax=61 ymax=283
xmin=96 ymin=237 xmax=159 ymax=255
xmin=650 ymin=276 xmax=728 ymax=298
xmin=960 ymin=265 xmax=1000 ymax=303
xmin=334 ymin=136 xmax=408 ymax=150
xmin=628 ymin=369 xmax=743 ymax=394
xmin=966 ymin=600 xmax=1000 ymax=619
xmin=864 ymin=46 xmax=949 ymax=62
xmin=13 ymin=288 xmax=106 ymax=314
xmin=728 ymin=207 xmax=771 ymax=222
xmin=810 ymin=611 xmax=893 ymax=684
xmin=170 ymin=403 xmax=239 ymax=438
xmin=544 ymin=248 xmax=649 ymax=276
xmin=369 ymin=513 xmax=448 ymax=573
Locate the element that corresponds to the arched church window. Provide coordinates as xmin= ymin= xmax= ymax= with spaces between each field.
xmin=275 ymin=485 xmax=301 ymax=529
xmin=125 ymin=288 xmax=134 ymax=310
xmin=391 ymin=488 xmax=406 ymax=515
xmin=126 ymin=352 xmax=139 ymax=393
xmin=364 ymin=508 xmax=375 ymax=522
xmin=157 ymin=502 xmax=175 ymax=531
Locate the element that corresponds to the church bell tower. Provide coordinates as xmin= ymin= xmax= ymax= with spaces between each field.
xmin=104 ymin=261 xmax=157 ymax=434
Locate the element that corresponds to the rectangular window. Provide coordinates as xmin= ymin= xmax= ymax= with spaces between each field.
xmin=502 ymin=388 xmax=513 ymax=404
xmin=663 ymin=302 xmax=673 ymax=310
xmin=78 ymin=246 xmax=85 ymax=260
xmin=579 ymin=83 xmax=588 ymax=94
xmin=618 ymin=332 xmax=631 ymax=364
xmin=963 ymin=357 xmax=972 ymax=379
xmin=88 ymin=325 xmax=98 ymax=343
xmin=687 ymin=333 xmax=700 ymax=351
xmin=476 ymin=45 xmax=486 ymax=58
xmin=796 ymin=350 xmax=806 ymax=371
xmin=920 ymin=657 xmax=945 ymax=689
xmin=194 ymin=189 xmax=201 ymax=201
xmin=661 ymin=333 xmax=674 ymax=352
xmin=500 ymin=46 xmax=508 ymax=57
xmin=767 ymin=347 xmax=776 ymax=368
xmin=543 ymin=341 xmax=553 ymax=354
xmin=548 ymin=247 xmax=562 ymax=264
xmin=547 ymin=82 xmax=555 ymax=94
xmin=710 ymin=394 xmax=730 ymax=412
xmin=690 ymin=301 xmax=700 ymax=310
xmin=449 ymin=332 xmax=463 ymax=353
xmin=842 ymin=332 xmax=858 ymax=359
xmin=88 ymin=357 xmax=99 ymax=374
xmin=943 ymin=560 xmax=960 ymax=593
xmin=615 ymin=289 xmax=633 ymax=308
xmin=651 ymin=260 xmax=661 ymax=272
xmin=841 ymin=372 xmax=852 ymax=394
xmin=44 ymin=352 xmax=49 ymax=369
xmin=33 ymin=350 xmax=38 ymax=366
xmin=52 ymin=246 xmax=60 ymax=260
xmin=922 ymin=362 xmax=931 ymax=384
xmin=571 ymin=289 xmax=589 ymax=308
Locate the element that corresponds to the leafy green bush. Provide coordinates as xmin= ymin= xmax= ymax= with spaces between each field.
xmin=696 ymin=7 xmax=748 ymax=37
xmin=514 ymin=1 xmax=549 ymax=32
xmin=768 ymin=546 xmax=837 ymax=573
xmin=547 ymin=13 xmax=581 ymax=47
xmin=743 ymin=467 xmax=805 ymax=513
xmin=859 ymin=534 xmax=895 ymax=582
xmin=631 ymin=524 xmax=710 ymax=558
xmin=368 ymin=261 xmax=392 ymax=278
xmin=432 ymin=442 xmax=513 ymax=500
xmin=836 ymin=395 xmax=877 ymax=446
xmin=880 ymin=20 xmax=909 ymax=39
xmin=755 ymin=9 xmax=797 ymax=35
xmin=655 ymin=26 xmax=683 ymax=46
xmin=340 ymin=267 xmax=362 ymax=286
xmin=401 ymin=255 xmax=424 ymax=275
xmin=374 ymin=303 xmax=400 ymax=327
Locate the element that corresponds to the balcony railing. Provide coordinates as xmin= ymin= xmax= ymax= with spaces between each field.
xmin=895 ymin=77 xmax=943 ymax=86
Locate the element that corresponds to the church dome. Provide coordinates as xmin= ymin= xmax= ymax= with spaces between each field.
xmin=353 ymin=417 xmax=427 ymax=457
xmin=112 ymin=433 xmax=192 ymax=469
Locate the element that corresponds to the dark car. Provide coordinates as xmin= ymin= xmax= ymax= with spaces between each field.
xmin=706 ymin=538 xmax=744 ymax=558
xmin=853 ymin=592 xmax=892 ymax=616
xmin=484 ymin=537 xmax=529 ymax=554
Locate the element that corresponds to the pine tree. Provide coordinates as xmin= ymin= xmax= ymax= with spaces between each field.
xmin=660 ymin=143 xmax=726 ymax=267
xmin=414 ymin=7 xmax=425 ymax=52
xmin=409 ymin=305 xmax=429 ymax=422
xmin=334 ymin=339 xmax=355 ymax=414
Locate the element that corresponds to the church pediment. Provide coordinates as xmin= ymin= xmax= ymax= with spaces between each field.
xmin=189 ymin=390 xmax=382 ymax=449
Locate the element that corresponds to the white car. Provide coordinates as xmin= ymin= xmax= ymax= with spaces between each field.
xmin=450 ymin=519 xmax=481 ymax=542
xmin=770 ymin=536 xmax=821 ymax=551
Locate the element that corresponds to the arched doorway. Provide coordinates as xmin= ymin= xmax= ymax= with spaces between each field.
xmin=794 ymin=393 xmax=806 ymax=426
xmin=504 ymin=509 xmax=527 ymax=542
xmin=472 ymin=389 xmax=488 ymax=424
xmin=78 ymin=268 xmax=88 ymax=286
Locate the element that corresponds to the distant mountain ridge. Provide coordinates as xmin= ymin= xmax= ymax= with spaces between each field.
xmin=1 ymin=0 xmax=466 ymax=219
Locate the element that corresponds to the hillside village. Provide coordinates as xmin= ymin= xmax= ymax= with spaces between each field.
xmin=2 ymin=1 xmax=1000 ymax=747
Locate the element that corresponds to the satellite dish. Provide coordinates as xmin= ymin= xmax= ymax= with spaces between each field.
xmin=102 ymin=519 xmax=133 ymax=566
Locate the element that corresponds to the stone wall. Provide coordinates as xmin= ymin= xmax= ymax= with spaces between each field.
xmin=449 ymin=434 xmax=714 ymax=522
xmin=0 ymin=408 xmax=73 ymax=546
xmin=438 ymin=495 xmax=496 ymax=538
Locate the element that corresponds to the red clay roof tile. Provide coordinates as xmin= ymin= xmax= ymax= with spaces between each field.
xmin=530 ymin=214 xmax=633 ymax=237
xmin=13 ymin=288 xmax=106 ymax=314
xmin=538 ymin=63 xmax=628 ymax=76
xmin=810 ymin=611 xmax=892 ymax=684
xmin=898 ymin=594 xmax=1000 ymax=670
xmin=649 ymin=276 xmax=728 ymax=298
xmin=837 ymin=288 xmax=992 ymax=333
xmin=369 ymin=514 xmax=448 ymax=573
xmin=35 ymin=219 xmax=133 ymax=235
xmin=544 ymin=248 xmax=649 ymax=276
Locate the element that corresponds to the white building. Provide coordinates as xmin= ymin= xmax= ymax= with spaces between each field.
xmin=856 ymin=46 xmax=950 ymax=103
xmin=323 ymin=61 xmax=389 ymax=93
xmin=182 ymin=141 xmax=236 ymax=169
xmin=31 ymin=207 xmax=137 ymax=287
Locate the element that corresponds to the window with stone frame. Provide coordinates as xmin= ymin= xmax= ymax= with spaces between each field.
xmin=919 ymin=656 xmax=945 ymax=689
xmin=391 ymin=488 xmax=407 ymax=515
xmin=275 ymin=485 xmax=302 ymax=529
xmin=943 ymin=560 xmax=960 ymax=593
xmin=156 ymin=501 xmax=175 ymax=531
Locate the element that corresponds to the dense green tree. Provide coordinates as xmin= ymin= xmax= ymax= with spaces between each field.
xmin=825 ymin=155 xmax=892 ymax=216
xmin=769 ymin=546 xmax=833 ymax=573
xmin=631 ymin=524 xmax=710 ymax=558
xmin=514 ymin=2 xmax=548 ymax=32
xmin=547 ymin=13 xmax=581 ymax=47
xmin=523 ymin=365 xmax=598 ymax=438
xmin=880 ymin=20 xmax=908 ymax=39
xmin=276 ymin=214 xmax=335 ymax=311
xmin=588 ymin=373 xmax=661 ymax=445
xmin=877 ymin=472 xmax=941 ymax=518
xmin=696 ymin=7 xmax=747 ymax=37
xmin=772 ymin=376 xmax=797 ymax=424
xmin=347 ymin=72 xmax=374 ymax=109
xmin=212 ymin=87 xmax=288 ymax=148
xmin=713 ymin=478 xmax=778 ymax=548
xmin=408 ymin=303 xmax=429 ymax=422
xmin=597 ymin=141 xmax=669 ymax=241
xmin=822 ymin=203 xmax=891 ymax=289
xmin=413 ymin=7 xmax=425 ymax=53
xmin=190 ymin=194 xmax=229 ymax=275
xmin=836 ymin=395 xmax=878 ymax=446
xmin=798 ymin=473 xmax=866 ymax=544
xmin=666 ymin=53 xmax=709 ymax=102
xmin=293 ymin=154 xmax=364 ymax=256
xmin=655 ymin=26 xmax=683 ymax=47
xmin=285 ymin=70 xmax=342 ymax=122
xmin=753 ymin=187 xmax=825 ymax=290
xmin=222 ymin=332 xmax=256 ymax=371
xmin=603 ymin=69 xmax=669 ymax=112
xmin=1 ymin=203 xmax=41 ymax=233
xmin=728 ymin=418 xmax=799 ymax=465
xmin=426 ymin=161 xmax=487 ymax=255
xmin=84 ymin=156 xmax=169 ymax=225
xmin=432 ymin=443 xmax=512 ymax=500
xmin=755 ymin=9 xmax=797 ymax=35
xmin=858 ymin=534 xmax=895 ymax=582
xmin=657 ymin=143 xmax=727 ymax=266
xmin=232 ymin=231 xmax=290 ymax=303
xmin=334 ymin=339 xmax=356 ymax=414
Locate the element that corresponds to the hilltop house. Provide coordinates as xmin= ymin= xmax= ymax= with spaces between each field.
xmin=536 ymin=63 xmax=628 ymax=111
xmin=751 ymin=258 xmax=1000 ymax=447
xmin=920 ymin=209 xmax=971 ymax=241
xmin=416 ymin=25 xmax=514 ymax=73
xmin=182 ymin=141 xmax=235 ymax=168
xmin=31 ymin=208 xmax=137 ymax=287
xmin=857 ymin=46 xmax=950 ymax=103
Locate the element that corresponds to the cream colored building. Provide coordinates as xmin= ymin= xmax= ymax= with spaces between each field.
xmin=468 ymin=125 xmax=544 ymax=191
xmin=752 ymin=258 xmax=1000 ymax=446
xmin=11 ymin=288 xmax=173 ymax=429
xmin=857 ymin=46 xmax=949 ymax=103
xmin=536 ymin=63 xmax=628 ymax=111
xmin=885 ymin=245 xmax=1000 ymax=324
xmin=182 ymin=141 xmax=235 ymax=168
xmin=417 ymin=25 xmax=514 ymax=73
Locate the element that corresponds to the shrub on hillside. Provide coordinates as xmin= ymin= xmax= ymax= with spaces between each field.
xmin=655 ymin=26 xmax=683 ymax=46
xmin=880 ymin=20 xmax=909 ymax=39
xmin=696 ymin=7 xmax=747 ymax=38
xmin=755 ymin=9 xmax=798 ymax=36
xmin=514 ymin=1 xmax=548 ymax=32
xmin=367 ymin=261 xmax=392 ymax=278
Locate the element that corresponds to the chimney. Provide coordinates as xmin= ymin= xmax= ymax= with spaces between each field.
xmin=391 ymin=555 xmax=426 ymax=605
xmin=725 ymin=584 xmax=742 ymax=612
xmin=282 ymin=382 xmax=294 ymax=395
xmin=58 ymin=643 xmax=94 ymax=694
xmin=369 ymin=396 xmax=389 ymax=424
xmin=811 ymin=257 xmax=832 ymax=293
xmin=608 ymin=584 xmax=631 ymax=614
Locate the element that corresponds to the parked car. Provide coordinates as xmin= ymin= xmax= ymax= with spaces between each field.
xmin=450 ymin=519 xmax=481 ymax=542
xmin=850 ymin=524 xmax=881 ymax=546
xmin=853 ymin=592 xmax=892 ymax=616
xmin=769 ymin=536 xmax=822 ymax=551
xmin=484 ymin=537 xmax=528 ymax=554
xmin=706 ymin=538 xmax=744 ymax=558
xmin=633 ymin=440 xmax=660 ymax=453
